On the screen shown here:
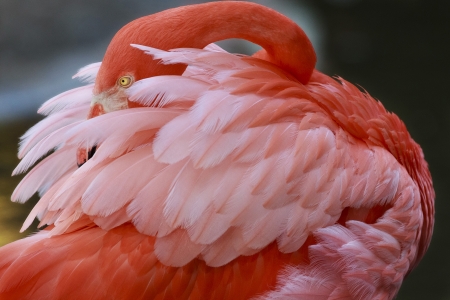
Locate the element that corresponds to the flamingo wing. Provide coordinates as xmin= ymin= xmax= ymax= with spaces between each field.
xmin=1 ymin=46 xmax=425 ymax=299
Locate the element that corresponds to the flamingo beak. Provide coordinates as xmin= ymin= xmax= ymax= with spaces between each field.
xmin=88 ymin=90 xmax=129 ymax=119
xmin=76 ymin=145 xmax=97 ymax=167
xmin=77 ymin=91 xmax=129 ymax=167
xmin=87 ymin=102 xmax=106 ymax=119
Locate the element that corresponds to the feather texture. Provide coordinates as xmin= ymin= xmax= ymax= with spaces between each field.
xmin=0 ymin=35 xmax=432 ymax=298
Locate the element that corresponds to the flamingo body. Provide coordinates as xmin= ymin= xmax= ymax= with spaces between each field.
xmin=0 ymin=2 xmax=434 ymax=299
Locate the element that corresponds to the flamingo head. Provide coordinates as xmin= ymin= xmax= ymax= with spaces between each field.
xmin=86 ymin=2 xmax=316 ymax=119
xmin=88 ymin=18 xmax=188 ymax=119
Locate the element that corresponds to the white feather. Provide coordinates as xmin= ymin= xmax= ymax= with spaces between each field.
xmin=71 ymin=62 xmax=102 ymax=83
xmin=127 ymin=76 xmax=209 ymax=107
xmin=38 ymin=84 xmax=93 ymax=116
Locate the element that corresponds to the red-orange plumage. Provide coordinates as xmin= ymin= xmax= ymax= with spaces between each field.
xmin=0 ymin=219 xmax=310 ymax=299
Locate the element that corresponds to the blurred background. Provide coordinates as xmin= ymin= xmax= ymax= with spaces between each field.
xmin=0 ymin=0 xmax=448 ymax=298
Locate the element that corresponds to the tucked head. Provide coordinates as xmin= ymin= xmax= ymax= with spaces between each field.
xmin=91 ymin=1 xmax=316 ymax=115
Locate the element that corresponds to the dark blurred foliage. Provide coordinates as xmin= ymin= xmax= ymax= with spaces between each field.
xmin=0 ymin=0 xmax=449 ymax=299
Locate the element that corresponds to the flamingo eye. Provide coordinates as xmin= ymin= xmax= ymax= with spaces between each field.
xmin=118 ymin=75 xmax=134 ymax=88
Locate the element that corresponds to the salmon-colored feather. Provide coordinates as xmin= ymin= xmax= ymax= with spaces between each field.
xmin=0 ymin=2 xmax=433 ymax=299
xmin=12 ymin=146 xmax=77 ymax=202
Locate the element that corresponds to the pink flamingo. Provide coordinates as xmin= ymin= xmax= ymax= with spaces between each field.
xmin=0 ymin=2 xmax=434 ymax=299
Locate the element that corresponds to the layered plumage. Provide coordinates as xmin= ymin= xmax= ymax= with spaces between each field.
xmin=0 ymin=2 xmax=434 ymax=299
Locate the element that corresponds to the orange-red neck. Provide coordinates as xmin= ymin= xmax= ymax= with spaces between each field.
xmin=94 ymin=2 xmax=316 ymax=93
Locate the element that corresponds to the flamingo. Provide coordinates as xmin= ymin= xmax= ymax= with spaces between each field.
xmin=0 ymin=2 xmax=434 ymax=299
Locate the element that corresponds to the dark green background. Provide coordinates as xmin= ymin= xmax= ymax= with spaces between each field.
xmin=0 ymin=0 xmax=448 ymax=298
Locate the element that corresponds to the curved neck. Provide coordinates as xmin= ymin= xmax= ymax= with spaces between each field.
xmin=96 ymin=2 xmax=316 ymax=92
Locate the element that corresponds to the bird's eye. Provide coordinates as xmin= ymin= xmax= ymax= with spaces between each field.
xmin=118 ymin=75 xmax=134 ymax=88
